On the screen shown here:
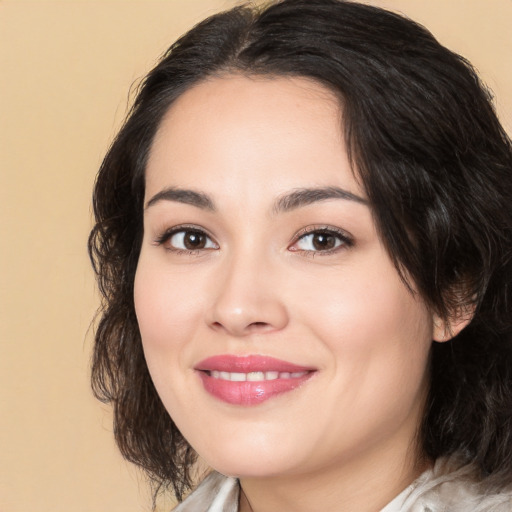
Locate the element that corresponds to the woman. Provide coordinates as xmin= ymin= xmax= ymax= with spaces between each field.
xmin=88 ymin=1 xmax=512 ymax=510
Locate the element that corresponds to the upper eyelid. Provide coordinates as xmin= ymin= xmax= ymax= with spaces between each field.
xmin=293 ymin=225 xmax=353 ymax=241
xmin=152 ymin=224 xmax=353 ymax=249
xmin=289 ymin=226 xmax=354 ymax=252
xmin=153 ymin=224 xmax=217 ymax=244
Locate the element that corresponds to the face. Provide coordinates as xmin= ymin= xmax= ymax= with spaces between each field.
xmin=134 ymin=75 xmax=434 ymax=479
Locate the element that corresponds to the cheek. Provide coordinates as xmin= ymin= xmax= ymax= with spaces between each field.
xmin=293 ymin=255 xmax=433 ymax=400
xmin=289 ymin=266 xmax=432 ymax=454
xmin=133 ymin=259 xmax=203 ymax=358
xmin=295 ymin=246 xmax=432 ymax=351
xmin=324 ymin=281 xmax=428 ymax=344
xmin=133 ymin=258 xmax=208 ymax=424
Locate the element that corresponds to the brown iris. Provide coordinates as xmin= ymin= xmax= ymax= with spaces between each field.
xmin=311 ymin=233 xmax=337 ymax=250
xmin=183 ymin=231 xmax=208 ymax=250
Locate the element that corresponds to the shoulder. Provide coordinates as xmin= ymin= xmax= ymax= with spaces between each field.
xmin=172 ymin=471 xmax=239 ymax=512
xmin=384 ymin=456 xmax=512 ymax=512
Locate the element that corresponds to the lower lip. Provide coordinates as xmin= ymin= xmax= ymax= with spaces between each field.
xmin=197 ymin=371 xmax=314 ymax=406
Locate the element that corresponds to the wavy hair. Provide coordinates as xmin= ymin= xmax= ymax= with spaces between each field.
xmin=88 ymin=0 xmax=512 ymax=501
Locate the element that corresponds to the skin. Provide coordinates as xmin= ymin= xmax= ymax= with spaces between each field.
xmin=135 ymin=75 xmax=442 ymax=511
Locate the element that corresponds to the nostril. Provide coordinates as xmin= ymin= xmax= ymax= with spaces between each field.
xmin=209 ymin=320 xmax=272 ymax=335
xmin=247 ymin=321 xmax=271 ymax=331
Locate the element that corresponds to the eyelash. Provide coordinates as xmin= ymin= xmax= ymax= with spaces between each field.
xmin=153 ymin=225 xmax=354 ymax=256
xmin=153 ymin=225 xmax=218 ymax=255
xmin=290 ymin=225 xmax=354 ymax=256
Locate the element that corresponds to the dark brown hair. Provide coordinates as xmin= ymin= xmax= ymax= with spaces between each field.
xmin=89 ymin=0 xmax=512 ymax=501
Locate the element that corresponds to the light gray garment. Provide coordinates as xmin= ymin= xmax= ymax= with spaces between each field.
xmin=173 ymin=457 xmax=512 ymax=511
xmin=381 ymin=457 xmax=512 ymax=512
xmin=173 ymin=472 xmax=239 ymax=512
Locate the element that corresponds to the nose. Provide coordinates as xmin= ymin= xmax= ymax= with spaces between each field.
xmin=206 ymin=255 xmax=289 ymax=337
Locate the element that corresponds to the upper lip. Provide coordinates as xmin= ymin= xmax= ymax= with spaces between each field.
xmin=195 ymin=355 xmax=315 ymax=373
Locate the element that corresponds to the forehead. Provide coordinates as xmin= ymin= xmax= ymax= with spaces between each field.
xmin=145 ymin=74 xmax=363 ymax=202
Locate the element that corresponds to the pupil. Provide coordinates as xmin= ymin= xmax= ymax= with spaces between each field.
xmin=313 ymin=233 xmax=335 ymax=250
xmin=184 ymin=231 xmax=205 ymax=249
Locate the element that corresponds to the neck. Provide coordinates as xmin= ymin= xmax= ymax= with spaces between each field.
xmin=238 ymin=443 xmax=430 ymax=512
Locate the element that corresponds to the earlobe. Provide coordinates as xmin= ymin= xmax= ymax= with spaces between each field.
xmin=432 ymin=304 xmax=474 ymax=342
xmin=432 ymin=316 xmax=448 ymax=342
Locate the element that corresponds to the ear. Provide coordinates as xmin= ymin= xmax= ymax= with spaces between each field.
xmin=432 ymin=303 xmax=475 ymax=342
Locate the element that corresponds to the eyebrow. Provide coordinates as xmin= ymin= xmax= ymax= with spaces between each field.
xmin=145 ymin=187 xmax=216 ymax=211
xmin=273 ymin=186 xmax=368 ymax=214
xmin=144 ymin=185 xmax=367 ymax=213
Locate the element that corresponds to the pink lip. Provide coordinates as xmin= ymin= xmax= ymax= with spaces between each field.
xmin=196 ymin=355 xmax=313 ymax=373
xmin=195 ymin=355 xmax=316 ymax=406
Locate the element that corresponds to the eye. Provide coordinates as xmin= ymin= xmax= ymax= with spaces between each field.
xmin=289 ymin=227 xmax=353 ymax=254
xmin=155 ymin=227 xmax=218 ymax=253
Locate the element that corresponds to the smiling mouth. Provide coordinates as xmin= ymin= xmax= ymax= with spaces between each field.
xmin=195 ymin=355 xmax=315 ymax=406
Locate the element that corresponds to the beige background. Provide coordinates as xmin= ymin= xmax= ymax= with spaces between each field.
xmin=1 ymin=1 xmax=511 ymax=511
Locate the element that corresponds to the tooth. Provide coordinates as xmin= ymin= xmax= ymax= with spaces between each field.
xmin=247 ymin=372 xmax=265 ymax=381
xmin=209 ymin=370 xmax=305 ymax=381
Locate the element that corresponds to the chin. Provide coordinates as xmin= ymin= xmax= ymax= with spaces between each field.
xmin=208 ymin=457 xmax=292 ymax=479
xmin=193 ymin=430 xmax=305 ymax=479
